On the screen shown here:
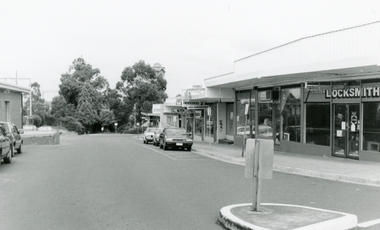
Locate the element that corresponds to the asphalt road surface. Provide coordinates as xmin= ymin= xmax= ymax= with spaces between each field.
xmin=1 ymin=134 xmax=380 ymax=229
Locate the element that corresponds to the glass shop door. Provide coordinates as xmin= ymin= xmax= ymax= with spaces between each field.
xmin=333 ymin=104 xmax=360 ymax=159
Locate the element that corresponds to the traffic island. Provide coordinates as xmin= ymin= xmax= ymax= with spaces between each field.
xmin=218 ymin=203 xmax=358 ymax=230
xmin=219 ymin=139 xmax=358 ymax=230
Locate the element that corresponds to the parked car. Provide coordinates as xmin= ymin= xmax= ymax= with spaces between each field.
xmin=0 ymin=126 xmax=12 ymax=164
xmin=236 ymin=124 xmax=273 ymax=137
xmin=143 ymin=128 xmax=156 ymax=144
xmin=153 ymin=128 xmax=163 ymax=146
xmin=23 ymin=124 xmax=37 ymax=131
xmin=159 ymin=127 xmax=193 ymax=151
xmin=0 ymin=121 xmax=24 ymax=156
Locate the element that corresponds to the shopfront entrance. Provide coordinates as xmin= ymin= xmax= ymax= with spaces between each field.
xmin=333 ymin=103 xmax=360 ymax=159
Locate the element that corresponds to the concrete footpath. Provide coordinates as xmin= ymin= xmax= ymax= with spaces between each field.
xmin=192 ymin=141 xmax=380 ymax=230
xmin=192 ymin=141 xmax=380 ymax=188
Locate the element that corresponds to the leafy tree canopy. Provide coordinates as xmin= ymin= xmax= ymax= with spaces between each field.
xmin=51 ymin=95 xmax=76 ymax=118
xmin=117 ymin=60 xmax=168 ymax=125
xmin=59 ymin=57 xmax=109 ymax=107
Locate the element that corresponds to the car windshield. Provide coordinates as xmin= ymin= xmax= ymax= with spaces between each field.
xmin=166 ymin=129 xmax=187 ymax=136
xmin=146 ymin=128 xmax=155 ymax=132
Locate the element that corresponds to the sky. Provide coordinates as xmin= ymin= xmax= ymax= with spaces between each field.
xmin=1 ymin=0 xmax=379 ymax=101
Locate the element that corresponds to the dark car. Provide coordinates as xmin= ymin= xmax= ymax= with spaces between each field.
xmin=153 ymin=128 xmax=163 ymax=146
xmin=159 ymin=127 xmax=193 ymax=151
xmin=0 ymin=121 xmax=24 ymax=156
xmin=0 ymin=126 xmax=12 ymax=164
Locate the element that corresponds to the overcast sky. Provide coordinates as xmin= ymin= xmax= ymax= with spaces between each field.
xmin=1 ymin=0 xmax=379 ymax=101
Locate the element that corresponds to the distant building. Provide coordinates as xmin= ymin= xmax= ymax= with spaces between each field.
xmin=0 ymin=81 xmax=30 ymax=128
xmin=152 ymin=63 xmax=165 ymax=76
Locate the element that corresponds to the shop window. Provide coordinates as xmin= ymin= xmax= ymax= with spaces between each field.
xmin=226 ymin=103 xmax=234 ymax=136
xmin=236 ymin=91 xmax=250 ymax=136
xmin=281 ymin=88 xmax=301 ymax=142
xmin=258 ymin=103 xmax=273 ymax=139
xmin=195 ymin=110 xmax=204 ymax=137
xmin=166 ymin=115 xmax=177 ymax=127
xmin=363 ymin=103 xmax=380 ymax=152
xmin=305 ymin=104 xmax=330 ymax=146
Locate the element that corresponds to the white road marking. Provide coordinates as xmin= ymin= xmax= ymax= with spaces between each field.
xmin=358 ymin=218 xmax=380 ymax=228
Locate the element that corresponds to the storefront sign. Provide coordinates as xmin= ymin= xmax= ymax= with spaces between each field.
xmin=183 ymin=85 xmax=206 ymax=102
xmin=325 ymin=87 xmax=380 ymax=99
xmin=305 ymin=86 xmax=380 ymax=102
xmin=187 ymin=85 xmax=206 ymax=93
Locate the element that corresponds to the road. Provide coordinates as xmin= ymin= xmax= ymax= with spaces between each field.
xmin=1 ymin=134 xmax=380 ymax=229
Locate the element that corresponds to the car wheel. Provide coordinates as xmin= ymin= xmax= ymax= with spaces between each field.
xmin=17 ymin=144 xmax=22 ymax=154
xmin=11 ymin=144 xmax=15 ymax=157
xmin=159 ymin=140 xmax=163 ymax=149
xmin=163 ymin=142 xmax=167 ymax=150
xmin=4 ymin=146 xmax=12 ymax=164
xmin=187 ymin=147 xmax=192 ymax=151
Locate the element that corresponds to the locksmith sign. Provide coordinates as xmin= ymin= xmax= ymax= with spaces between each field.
xmin=325 ymin=86 xmax=380 ymax=99
xmin=304 ymin=85 xmax=380 ymax=102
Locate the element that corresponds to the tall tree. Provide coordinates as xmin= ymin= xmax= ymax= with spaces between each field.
xmin=102 ymin=88 xmax=128 ymax=126
xmin=117 ymin=60 xmax=168 ymax=125
xmin=59 ymin=57 xmax=109 ymax=108
xmin=75 ymin=82 xmax=101 ymax=128
xmin=31 ymin=82 xmax=43 ymax=103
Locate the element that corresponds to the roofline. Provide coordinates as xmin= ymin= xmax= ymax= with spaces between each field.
xmin=205 ymin=72 xmax=234 ymax=81
xmin=235 ymin=20 xmax=380 ymax=63
xmin=0 ymin=81 xmax=31 ymax=93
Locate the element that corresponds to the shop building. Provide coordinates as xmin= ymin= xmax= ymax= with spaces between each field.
xmin=200 ymin=21 xmax=380 ymax=162
xmin=0 ymin=81 xmax=30 ymax=128
xmin=182 ymin=85 xmax=234 ymax=143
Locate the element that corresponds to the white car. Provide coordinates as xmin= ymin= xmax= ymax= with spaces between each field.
xmin=23 ymin=125 xmax=37 ymax=131
xmin=143 ymin=128 xmax=156 ymax=144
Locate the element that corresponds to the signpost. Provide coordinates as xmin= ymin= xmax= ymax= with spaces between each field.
xmin=245 ymin=139 xmax=273 ymax=211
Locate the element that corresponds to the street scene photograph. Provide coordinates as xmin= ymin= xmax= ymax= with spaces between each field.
xmin=1 ymin=0 xmax=380 ymax=229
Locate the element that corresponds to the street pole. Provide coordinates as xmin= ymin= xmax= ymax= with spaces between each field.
xmin=208 ymin=107 xmax=211 ymax=148
xmin=242 ymin=104 xmax=249 ymax=157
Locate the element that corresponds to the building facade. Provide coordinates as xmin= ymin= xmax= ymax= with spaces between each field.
xmin=0 ymin=81 xmax=30 ymax=128
xmin=197 ymin=21 xmax=380 ymax=162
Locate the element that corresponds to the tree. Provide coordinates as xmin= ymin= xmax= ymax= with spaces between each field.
xmin=102 ymin=88 xmax=128 ymax=126
xmin=51 ymin=95 xmax=76 ymax=118
xmin=23 ymin=82 xmax=47 ymax=126
xmin=117 ymin=60 xmax=168 ymax=126
xmin=59 ymin=57 xmax=109 ymax=108
xmin=99 ymin=109 xmax=115 ymax=127
xmin=31 ymin=82 xmax=43 ymax=103
xmin=75 ymin=83 xmax=101 ymax=128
